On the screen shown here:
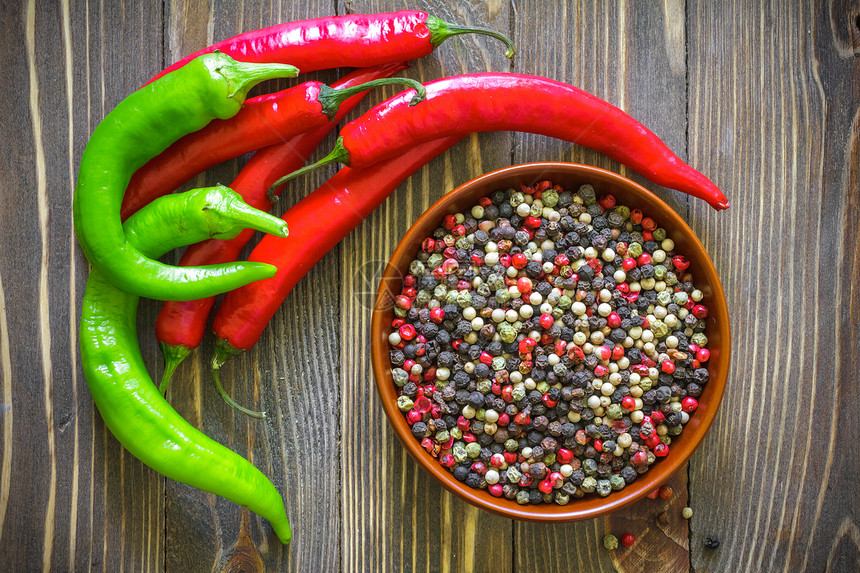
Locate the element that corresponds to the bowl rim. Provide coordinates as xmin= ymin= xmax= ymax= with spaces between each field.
xmin=370 ymin=161 xmax=731 ymax=522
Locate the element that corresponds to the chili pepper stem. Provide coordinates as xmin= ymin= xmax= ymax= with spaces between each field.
xmin=158 ymin=342 xmax=192 ymax=394
xmin=318 ymin=77 xmax=427 ymax=120
xmin=211 ymin=339 xmax=263 ymax=418
xmin=425 ymin=15 xmax=516 ymax=59
xmin=212 ymin=57 xmax=300 ymax=101
xmin=266 ymin=137 xmax=349 ymax=203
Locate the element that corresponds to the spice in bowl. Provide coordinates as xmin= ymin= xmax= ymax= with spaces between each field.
xmin=386 ymin=181 xmax=712 ymax=505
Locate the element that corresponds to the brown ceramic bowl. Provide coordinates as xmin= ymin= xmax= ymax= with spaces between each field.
xmin=371 ymin=162 xmax=730 ymax=522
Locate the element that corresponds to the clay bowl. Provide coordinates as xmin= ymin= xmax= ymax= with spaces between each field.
xmin=370 ymin=162 xmax=730 ymax=521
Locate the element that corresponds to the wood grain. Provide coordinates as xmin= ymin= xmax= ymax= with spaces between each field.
xmin=1 ymin=0 xmax=859 ymax=571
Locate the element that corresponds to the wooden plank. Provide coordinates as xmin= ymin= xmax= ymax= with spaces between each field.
xmin=686 ymin=0 xmax=860 ymax=571
xmin=337 ymin=1 xmax=514 ymax=571
xmin=0 ymin=0 xmax=164 ymax=570
xmin=511 ymin=2 xmax=692 ymax=571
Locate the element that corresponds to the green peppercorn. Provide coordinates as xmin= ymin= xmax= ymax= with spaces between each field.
xmin=427 ymin=253 xmax=443 ymax=268
xmin=394 ymin=307 xmax=407 ymax=318
xmin=555 ymin=491 xmax=570 ymax=506
xmin=543 ymin=452 xmax=557 ymax=466
xmin=512 ymin=384 xmax=527 ymax=402
xmin=397 ymin=396 xmax=414 ymax=411
xmin=465 ymin=442 xmax=481 ymax=458
xmin=653 ymin=264 xmax=667 ymax=280
xmin=456 ymin=291 xmax=471 ymax=308
xmin=495 ymin=288 xmax=511 ymax=305
xmin=434 ymin=284 xmax=448 ymax=299
xmin=606 ymin=403 xmax=623 ymax=420
xmin=578 ymin=185 xmax=596 ymax=205
xmin=657 ymin=289 xmax=672 ymax=306
xmin=691 ymin=333 xmax=709 ymax=347
xmin=409 ymin=260 xmax=426 ymax=275
xmin=450 ymin=427 xmax=463 ymax=439
xmin=603 ymin=534 xmax=619 ymax=550
xmin=614 ymin=205 xmax=631 ymax=220
xmin=653 ymin=228 xmax=667 ymax=242
xmin=609 ymin=474 xmax=625 ymax=491
xmin=536 ymin=381 xmax=550 ymax=394
xmin=506 ymin=465 xmax=522 ymax=483
xmin=392 ymin=369 xmax=409 ymax=387
xmin=596 ymin=479 xmax=612 ymax=497
xmin=445 ymin=290 xmax=458 ymax=305
xmin=505 ymin=438 xmax=519 ymax=452
xmin=628 ymin=242 xmax=643 ymax=258
xmin=499 ymin=322 xmax=517 ymax=343
xmin=650 ymin=319 xmax=669 ymax=338
xmin=640 ymin=377 xmax=653 ymax=391
xmin=557 ymin=295 xmax=572 ymax=310
xmin=452 ymin=444 xmax=468 ymax=463
xmin=516 ymin=490 xmax=530 ymax=505
xmin=492 ymin=356 xmax=507 ymax=371
xmin=665 ymin=271 xmax=679 ymax=287
xmin=416 ymin=290 xmax=431 ymax=305
xmin=436 ymin=430 xmax=451 ymax=443
xmin=477 ymin=379 xmax=492 ymax=393
xmin=509 ymin=192 xmax=525 ymax=207
xmin=682 ymin=507 xmax=693 ymax=519
xmin=581 ymin=476 xmax=597 ymax=493
xmin=456 ymin=237 xmax=470 ymax=249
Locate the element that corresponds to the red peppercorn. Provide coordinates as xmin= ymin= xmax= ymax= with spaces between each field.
xmin=697 ymin=348 xmax=710 ymax=362
xmin=421 ymin=438 xmax=435 ymax=454
xmin=616 ymin=283 xmax=630 ymax=294
xmin=586 ymin=258 xmax=602 ymax=274
xmin=503 ymin=451 xmax=517 ymax=464
xmin=512 ymin=253 xmax=528 ymax=269
xmin=519 ymin=474 xmax=534 ymax=487
xmin=462 ymin=433 xmax=476 ymax=443
xmin=659 ymin=485 xmax=673 ymax=499
xmin=471 ymin=253 xmax=484 ymax=266
xmin=692 ymin=304 xmax=709 ymax=319
xmin=514 ymin=411 xmax=531 ymax=425
xmin=516 ymin=277 xmax=532 ymax=293
xmin=650 ymin=411 xmax=665 ymax=425
xmin=549 ymin=471 xmax=564 ymax=488
xmin=395 ymin=295 xmax=412 ymax=310
xmin=641 ymin=217 xmax=657 ymax=231
xmin=439 ymin=453 xmax=456 ymax=468
xmin=598 ymin=194 xmax=616 ymax=210
xmin=642 ymin=231 xmax=653 ymax=242
xmin=626 ymin=292 xmax=639 ymax=303
xmin=488 ymin=484 xmax=504 ymax=497
xmin=429 ymin=307 xmax=444 ymax=324
xmin=595 ymin=345 xmax=611 ymax=361
xmin=630 ymin=209 xmax=644 ymax=224
xmin=554 ymin=340 xmax=567 ymax=356
xmin=672 ymin=255 xmax=690 ymax=270
xmin=661 ymin=360 xmax=676 ymax=374
xmin=647 ymin=488 xmax=659 ymax=499
xmin=497 ymin=412 xmax=510 ymax=427
xmin=392 ymin=318 xmax=405 ymax=329
xmin=402 ymin=359 xmax=416 ymax=372
xmin=622 ymin=258 xmax=638 ymax=271
xmin=612 ymin=345 xmax=625 ymax=360
xmin=594 ymin=364 xmax=608 ymax=377
xmin=539 ymin=314 xmax=554 ymax=329
xmin=518 ymin=337 xmax=537 ymax=354
xmin=641 ymin=356 xmax=655 ymax=367
xmin=682 ymin=397 xmax=699 ymax=412
xmin=557 ymin=448 xmax=573 ymax=464
xmin=622 ymin=396 xmax=636 ymax=411
xmin=637 ymin=252 xmax=652 ymax=266
xmin=633 ymin=451 xmax=648 ymax=466
xmin=443 ymin=214 xmax=457 ymax=230
xmin=568 ymin=345 xmax=585 ymax=361
xmin=491 ymin=382 xmax=502 ymax=396
xmin=498 ymin=254 xmax=512 ymax=267
xmin=538 ymin=478 xmax=554 ymax=494
xmin=479 ymin=196 xmax=493 ymax=207
xmin=406 ymin=410 xmax=421 ymax=425
xmin=489 ymin=453 xmax=505 ymax=468
xmin=413 ymin=396 xmax=431 ymax=413
xmin=501 ymin=386 xmax=514 ymax=403
xmin=471 ymin=462 xmax=487 ymax=476
xmin=555 ymin=254 xmax=569 ymax=266
xmin=607 ymin=312 xmax=622 ymax=329
xmin=644 ymin=433 xmax=660 ymax=449
xmin=542 ymin=394 xmax=558 ymax=408
xmin=525 ymin=216 xmax=542 ymax=229
xmin=620 ymin=533 xmax=635 ymax=547
xmin=654 ymin=443 xmax=669 ymax=457
xmin=421 ymin=237 xmax=436 ymax=252
xmin=594 ymin=439 xmax=603 ymax=452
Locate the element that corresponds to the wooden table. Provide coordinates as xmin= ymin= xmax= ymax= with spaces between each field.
xmin=2 ymin=1 xmax=858 ymax=571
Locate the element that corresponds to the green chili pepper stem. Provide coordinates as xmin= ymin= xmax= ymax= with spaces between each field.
xmin=82 ymin=187 xmax=292 ymax=544
xmin=266 ymin=136 xmax=349 ymax=203
xmin=425 ymin=15 xmax=516 ymax=59
xmin=317 ymin=78 xmax=426 ymax=120
xmin=158 ymin=342 xmax=192 ymax=395
xmin=210 ymin=58 xmax=299 ymax=101
xmin=210 ymin=338 xmax=262 ymax=416
xmin=73 ymin=53 xmax=297 ymax=302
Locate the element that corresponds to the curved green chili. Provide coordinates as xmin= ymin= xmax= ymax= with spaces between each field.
xmin=73 ymin=52 xmax=298 ymax=301
xmin=80 ymin=185 xmax=291 ymax=544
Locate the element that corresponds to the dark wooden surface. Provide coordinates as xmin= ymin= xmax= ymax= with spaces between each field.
xmin=1 ymin=0 xmax=858 ymax=571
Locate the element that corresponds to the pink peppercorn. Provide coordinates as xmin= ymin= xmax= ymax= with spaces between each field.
xmin=607 ymin=312 xmax=622 ymax=328
xmin=406 ymin=410 xmax=422 ymax=425
xmin=682 ymin=397 xmax=699 ymax=412
xmin=497 ymin=412 xmax=510 ymax=427
xmin=538 ymin=478 xmax=554 ymax=494
xmin=429 ymin=307 xmax=444 ymax=324
xmin=489 ymin=453 xmax=505 ymax=468
xmin=440 ymin=454 xmax=456 ymax=468
xmin=517 ymin=277 xmax=532 ymax=293
xmin=620 ymin=533 xmax=635 ymax=547
xmin=622 ymin=397 xmax=636 ymax=411
xmin=633 ymin=451 xmax=649 ymax=466
xmin=557 ymin=448 xmax=573 ymax=464
xmin=661 ymin=360 xmax=676 ymax=374
xmin=672 ymin=255 xmax=690 ymax=270
xmin=697 ymin=348 xmax=710 ymax=362
xmin=637 ymin=252 xmax=652 ymax=266
xmin=622 ymin=258 xmax=638 ymax=271
xmin=539 ymin=314 xmax=554 ymax=329
xmin=488 ymin=484 xmax=504 ymax=497
xmin=654 ymin=443 xmax=669 ymax=457
xmin=692 ymin=304 xmax=709 ymax=319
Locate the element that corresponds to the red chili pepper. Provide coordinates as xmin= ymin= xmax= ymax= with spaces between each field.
xmin=208 ymin=137 xmax=463 ymax=367
xmin=121 ymin=64 xmax=417 ymax=219
xmin=154 ymin=66 xmax=406 ymax=384
xmin=275 ymin=74 xmax=730 ymax=209
xmin=147 ymin=11 xmax=515 ymax=85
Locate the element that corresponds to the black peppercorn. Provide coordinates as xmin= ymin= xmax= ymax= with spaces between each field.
xmin=704 ymin=536 xmax=720 ymax=549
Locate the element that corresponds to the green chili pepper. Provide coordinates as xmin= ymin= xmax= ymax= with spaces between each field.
xmin=80 ymin=185 xmax=292 ymax=544
xmin=73 ymin=52 xmax=297 ymax=301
